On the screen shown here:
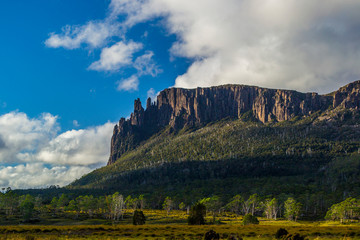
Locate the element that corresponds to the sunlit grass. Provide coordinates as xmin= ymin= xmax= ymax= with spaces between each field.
xmin=0 ymin=210 xmax=359 ymax=239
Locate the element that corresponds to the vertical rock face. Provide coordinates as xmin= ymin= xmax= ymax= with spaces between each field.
xmin=332 ymin=80 xmax=360 ymax=109
xmin=154 ymin=85 xmax=332 ymax=126
xmin=107 ymin=81 xmax=360 ymax=165
xmin=130 ymin=98 xmax=144 ymax=126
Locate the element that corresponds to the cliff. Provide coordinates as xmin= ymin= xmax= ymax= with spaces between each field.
xmin=108 ymin=81 xmax=360 ymax=165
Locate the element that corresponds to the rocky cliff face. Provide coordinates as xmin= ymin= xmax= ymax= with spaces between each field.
xmin=107 ymin=81 xmax=360 ymax=165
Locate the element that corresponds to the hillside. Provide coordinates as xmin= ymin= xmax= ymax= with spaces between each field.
xmin=68 ymin=81 xmax=360 ymax=213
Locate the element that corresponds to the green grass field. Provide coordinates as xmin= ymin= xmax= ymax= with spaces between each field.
xmin=0 ymin=210 xmax=359 ymax=239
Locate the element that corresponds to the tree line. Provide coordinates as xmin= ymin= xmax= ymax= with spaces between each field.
xmin=0 ymin=189 xmax=358 ymax=223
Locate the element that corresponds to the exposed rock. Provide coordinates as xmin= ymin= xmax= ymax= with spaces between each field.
xmin=107 ymin=81 xmax=360 ymax=165
xmin=332 ymin=80 xmax=360 ymax=109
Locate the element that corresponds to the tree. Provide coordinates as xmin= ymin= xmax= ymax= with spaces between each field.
xmin=57 ymin=194 xmax=69 ymax=212
xmin=242 ymin=194 xmax=259 ymax=215
xmin=67 ymin=199 xmax=79 ymax=218
xmin=20 ymin=194 xmax=35 ymax=222
xmin=248 ymin=194 xmax=259 ymax=215
xmin=263 ymin=198 xmax=279 ymax=220
xmin=162 ymin=197 xmax=173 ymax=215
xmin=110 ymin=192 xmax=125 ymax=221
xmin=50 ymin=197 xmax=58 ymax=215
xmin=325 ymin=197 xmax=360 ymax=223
xmin=179 ymin=202 xmax=186 ymax=211
xmin=78 ymin=195 xmax=97 ymax=218
xmin=125 ymin=195 xmax=138 ymax=210
xmin=284 ymin=197 xmax=302 ymax=221
xmin=188 ymin=202 xmax=206 ymax=225
xmin=133 ymin=210 xmax=146 ymax=225
xmin=2 ymin=190 xmax=18 ymax=216
xmin=202 ymin=196 xmax=222 ymax=223
xmin=138 ymin=194 xmax=145 ymax=210
xmin=226 ymin=194 xmax=243 ymax=215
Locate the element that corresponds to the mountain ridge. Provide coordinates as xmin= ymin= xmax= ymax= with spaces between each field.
xmin=108 ymin=80 xmax=360 ymax=165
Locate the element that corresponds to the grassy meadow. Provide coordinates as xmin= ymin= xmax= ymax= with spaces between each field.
xmin=0 ymin=210 xmax=359 ymax=239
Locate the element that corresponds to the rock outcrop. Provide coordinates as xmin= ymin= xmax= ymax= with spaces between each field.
xmin=107 ymin=81 xmax=360 ymax=165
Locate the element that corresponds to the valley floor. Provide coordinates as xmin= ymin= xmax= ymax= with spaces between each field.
xmin=0 ymin=210 xmax=359 ymax=239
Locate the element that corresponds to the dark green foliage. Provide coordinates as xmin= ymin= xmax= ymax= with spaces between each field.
xmin=132 ymin=210 xmax=146 ymax=225
xmin=71 ymin=118 xmax=360 ymax=189
xmin=242 ymin=214 xmax=259 ymax=225
xmin=204 ymin=230 xmax=220 ymax=240
xmin=325 ymin=197 xmax=360 ymax=222
xmin=66 ymin=118 xmax=360 ymax=213
xmin=20 ymin=195 xmax=35 ymax=222
xmin=188 ymin=203 xmax=206 ymax=225
xmin=275 ymin=228 xmax=289 ymax=239
xmin=284 ymin=197 xmax=302 ymax=221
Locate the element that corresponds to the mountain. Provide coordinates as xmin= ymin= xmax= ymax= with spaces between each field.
xmin=68 ymin=81 xmax=360 ymax=212
xmin=107 ymin=81 xmax=359 ymax=165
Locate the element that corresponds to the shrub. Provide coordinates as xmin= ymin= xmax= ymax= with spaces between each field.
xmin=275 ymin=228 xmax=289 ymax=239
xmin=133 ymin=210 xmax=146 ymax=225
xmin=188 ymin=203 xmax=206 ymax=225
xmin=241 ymin=214 xmax=259 ymax=225
xmin=204 ymin=230 xmax=220 ymax=240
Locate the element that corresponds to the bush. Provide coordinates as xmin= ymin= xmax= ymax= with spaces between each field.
xmin=188 ymin=203 xmax=206 ymax=225
xmin=241 ymin=214 xmax=259 ymax=225
xmin=133 ymin=210 xmax=146 ymax=225
xmin=275 ymin=228 xmax=289 ymax=239
xmin=204 ymin=230 xmax=220 ymax=240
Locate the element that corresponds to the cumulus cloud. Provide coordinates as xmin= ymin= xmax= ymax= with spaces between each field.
xmin=0 ymin=111 xmax=114 ymax=189
xmin=0 ymin=164 xmax=92 ymax=189
xmin=36 ymin=122 xmax=113 ymax=166
xmin=45 ymin=21 xmax=120 ymax=49
xmin=0 ymin=112 xmax=59 ymax=163
xmin=116 ymin=75 xmax=139 ymax=91
xmin=134 ymin=51 xmax=162 ymax=77
xmin=107 ymin=0 xmax=360 ymax=93
xmin=89 ymin=41 xmax=143 ymax=71
xmin=45 ymin=1 xmax=162 ymax=92
xmin=113 ymin=51 xmax=161 ymax=92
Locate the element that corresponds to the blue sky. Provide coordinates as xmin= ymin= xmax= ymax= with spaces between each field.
xmin=0 ymin=0 xmax=360 ymax=189
xmin=0 ymin=0 xmax=190 ymax=131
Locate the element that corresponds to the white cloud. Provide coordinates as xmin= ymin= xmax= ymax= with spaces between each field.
xmin=147 ymin=88 xmax=156 ymax=100
xmin=116 ymin=75 xmax=139 ymax=91
xmin=134 ymin=51 xmax=162 ymax=77
xmin=0 ymin=164 xmax=92 ymax=189
xmin=73 ymin=120 xmax=80 ymax=127
xmin=36 ymin=122 xmax=113 ymax=166
xmin=108 ymin=0 xmax=360 ymax=93
xmin=45 ymin=1 xmax=163 ymax=91
xmin=0 ymin=111 xmax=114 ymax=189
xmin=88 ymin=41 xmax=143 ymax=71
xmin=0 ymin=112 xmax=59 ymax=163
xmin=45 ymin=21 xmax=120 ymax=49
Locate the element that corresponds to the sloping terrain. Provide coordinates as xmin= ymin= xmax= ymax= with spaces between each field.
xmin=66 ymin=81 xmax=360 ymax=212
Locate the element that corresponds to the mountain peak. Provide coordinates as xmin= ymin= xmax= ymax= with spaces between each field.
xmin=108 ymin=81 xmax=360 ymax=165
